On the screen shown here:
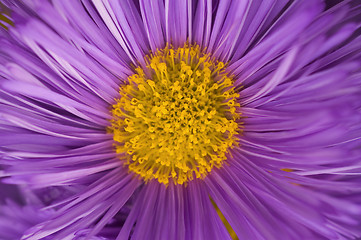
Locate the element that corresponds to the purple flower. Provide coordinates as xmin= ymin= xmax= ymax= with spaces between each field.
xmin=0 ymin=184 xmax=53 ymax=240
xmin=0 ymin=201 xmax=51 ymax=240
xmin=1 ymin=0 xmax=361 ymax=239
xmin=0 ymin=185 xmax=115 ymax=240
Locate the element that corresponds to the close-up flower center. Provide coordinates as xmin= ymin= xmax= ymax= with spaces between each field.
xmin=110 ymin=44 xmax=241 ymax=185
xmin=3 ymin=1 xmax=361 ymax=239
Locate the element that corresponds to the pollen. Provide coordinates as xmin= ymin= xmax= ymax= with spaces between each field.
xmin=110 ymin=44 xmax=241 ymax=185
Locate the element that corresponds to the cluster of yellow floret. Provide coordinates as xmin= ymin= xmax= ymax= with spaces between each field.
xmin=110 ymin=44 xmax=241 ymax=185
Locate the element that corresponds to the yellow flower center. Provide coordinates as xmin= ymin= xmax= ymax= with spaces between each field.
xmin=110 ymin=44 xmax=241 ymax=185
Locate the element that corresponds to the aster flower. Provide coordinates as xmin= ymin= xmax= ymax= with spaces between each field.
xmin=0 ymin=200 xmax=51 ymax=240
xmin=1 ymin=0 xmax=361 ymax=239
xmin=0 ymin=183 xmax=53 ymax=240
xmin=0 ymin=185 xmax=115 ymax=240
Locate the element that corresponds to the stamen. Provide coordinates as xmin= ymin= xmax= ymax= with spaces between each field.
xmin=110 ymin=44 xmax=241 ymax=185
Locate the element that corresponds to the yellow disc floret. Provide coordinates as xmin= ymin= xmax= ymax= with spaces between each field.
xmin=110 ymin=44 xmax=241 ymax=185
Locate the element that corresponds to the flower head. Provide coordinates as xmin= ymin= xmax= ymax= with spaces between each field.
xmin=1 ymin=0 xmax=361 ymax=239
